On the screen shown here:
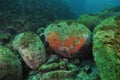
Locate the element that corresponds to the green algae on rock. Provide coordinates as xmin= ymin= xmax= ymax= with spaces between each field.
xmin=39 ymin=60 xmax=68 ymax=72
xmin=41 ymin=70 xmax=74 ymax=80
xmin=93 ymin=16 xmax=120 ymax=80
xmin=26 ymin=70 xmax=74 ymax=80
xmin=44 ymin=20 xmax=92 ymax=59
xmin=12 ymin=32 xmax=46 ymax=69
xmin=26 ymin=55 xmax=99 ymax=80
xmin=78 ymin=14 xmax=103 ymax=31
xmin=0 ymin=46 xmax=22 ymax=80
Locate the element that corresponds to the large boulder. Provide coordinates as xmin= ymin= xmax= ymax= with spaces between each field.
xmin=93 ymin=15 xmax=120 ymax=80
xmin=12 ymin=32 xmax=46 ymax=69
xmin=0 ymin=46 xmax=22 ymax=80
xmin=44 ymin=20 xmax=92 ymax=59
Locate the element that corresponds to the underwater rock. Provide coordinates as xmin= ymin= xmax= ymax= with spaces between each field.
xmin=46 ymin=54 xmax=59 ymax=64
xmin=0 ymin=46 xmax=22 ymax=80
xmin=38 ymin=56 xmax=79 ymax=72
xmin=93 ymin=16 xmax=120 ymax=80
xmin=12 ymin=32 xmax=46 ymax=69
xmin=41 ymin=70 xmax=74 ymax=80
xmin=44 ymin=20 xmax=92 ymax=59
xmin=39 ymin=60 xmax=68 ymax=72
xmin=26 ymin=57 xmax=99 ymax=80
xmin=26 ymin=60 xmax=76 ymax=80
xmin=78 ymin=14 xmax=103 ymax=31
xmin=26 ymin=70 xmax=74 ymax=80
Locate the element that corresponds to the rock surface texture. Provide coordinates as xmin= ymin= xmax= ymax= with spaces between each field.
xmin=44 ymin=20 xmax=92 ymax=59
xmin=13 ymin=32 xmax=46 ymax=69
xmin=0 ymin=46 xmax=22 ymax=80
xmin=93 ymin=15 xmax=120 ymax=80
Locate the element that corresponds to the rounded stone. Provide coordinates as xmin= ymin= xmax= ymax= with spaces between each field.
xmin=12 ymin=32 xmax=46 ymax=69
xmin=44 ymin=20 xmax=92 ymax=59
xmin=0 ymin=46 xmax=22 ymax=80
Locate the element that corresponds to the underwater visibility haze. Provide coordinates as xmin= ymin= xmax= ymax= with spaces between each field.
xmin=0 ymin=0 xmax=120 ymax=80
xmin=66 ymin=0 xmax=120 ymax=16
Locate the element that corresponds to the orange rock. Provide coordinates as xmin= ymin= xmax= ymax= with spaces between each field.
xmin=64 ymin=36 xmax=86 ymax=54
xmin=47 ymin=31 xmax=62 ymax=50
xmin=44 ymin=20 xmax=92 ymax=58
xmin=47 ymin=31 xmax=86 ymax=56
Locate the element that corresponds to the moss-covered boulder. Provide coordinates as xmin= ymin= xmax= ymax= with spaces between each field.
xmin=78 ymin=14 xmax=103 ymax=31
xmin=12 ymin=32 xmax=46 ymax=69
xmin=44 ymin=20 xmax=92 ymax=59
xmin=93 ymin=15 xmax=120 ymax=80
xmin=0 ymin=46 xmax=22 ymax=80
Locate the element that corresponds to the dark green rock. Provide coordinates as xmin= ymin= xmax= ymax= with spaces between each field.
xmin=0 ymin=46 xmax=22 ymax=80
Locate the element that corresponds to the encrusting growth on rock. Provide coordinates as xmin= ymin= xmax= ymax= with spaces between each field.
xmin=44 ymin=20 xmax=92 ymax=58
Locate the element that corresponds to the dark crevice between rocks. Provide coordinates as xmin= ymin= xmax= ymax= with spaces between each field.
xmin=22 ymin=61 xmax=32 ymax=79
